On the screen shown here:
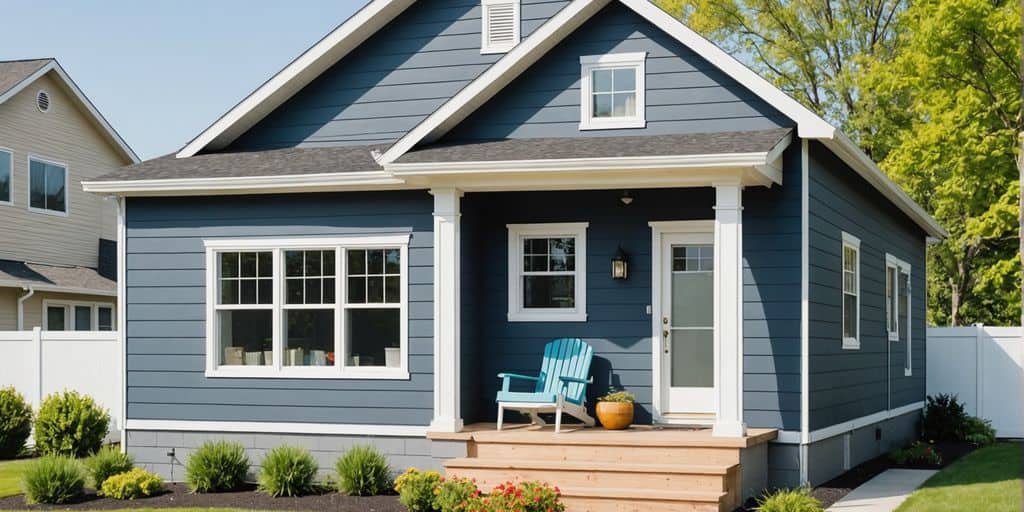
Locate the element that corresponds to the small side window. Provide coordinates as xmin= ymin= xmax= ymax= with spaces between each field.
xmin=841 ymin=232 xmax=860 ymax=349
xmin=0 ymin=149 xmax=11 ymax=204
xmin=579 ymin=53 xmax=646 ymax=130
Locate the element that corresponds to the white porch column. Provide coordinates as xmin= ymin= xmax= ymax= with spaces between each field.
xmin=430 ymin=187 xmax=463 ymax=432
xmin=713 ymin=183 xmax=747 ymax=437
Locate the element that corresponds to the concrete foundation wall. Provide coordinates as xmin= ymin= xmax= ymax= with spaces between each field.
xmin=126 ymin=430 xmax=467 ymax=481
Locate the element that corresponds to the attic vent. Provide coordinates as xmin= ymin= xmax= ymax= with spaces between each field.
xmin=481 ymin=0 xmax=519 ymax=54
xmin=36 ymin=90 xmax=50 ymax=112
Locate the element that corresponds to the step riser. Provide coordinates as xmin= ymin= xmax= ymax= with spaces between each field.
xmin=560 ymin=496 xmax=722 ymax=512
xmin=448 ymin=470 xmax=728 ymax=493
xmin=469 ymin=442 xmax=740 ymax=465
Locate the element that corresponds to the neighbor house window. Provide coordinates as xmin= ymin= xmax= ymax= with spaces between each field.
xmin=507 ymin=223 xmax=588 ymax=322
xmin=43 ymin=301 xmax=115 ymax=331
xmin=481 ymin=0 xmax=519 ymax=54
xmin=0 ymin=149 xmax=11 ymax=204
xmin=28 ymin=157 xmax=67 ymax=215
xmin=841 ymin=232 xmax=860 ymax=349
xmin=886 ymin=254 xmax=912 ymax=375
xmin=579 ymin=52 xmax=646 ymax=130
xmin=205 ymin=236 xmax=409 ymax=379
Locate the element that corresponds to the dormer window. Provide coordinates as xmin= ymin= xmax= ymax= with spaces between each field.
xmin=579 ymin=52 xmax=647 ymax=130
xmin=481 ymin=0 xmax=519 ymax=54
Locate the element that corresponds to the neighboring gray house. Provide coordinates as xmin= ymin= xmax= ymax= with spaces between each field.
xmin=84 ymin=0 xmax=945 ymax=506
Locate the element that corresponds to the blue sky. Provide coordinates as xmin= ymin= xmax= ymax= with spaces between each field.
xmin=1 ymin=1 xmax=366 ymax=160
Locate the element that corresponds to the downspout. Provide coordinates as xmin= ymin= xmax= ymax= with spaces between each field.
xmin=16 ymin=286 xmax=35 ymax=330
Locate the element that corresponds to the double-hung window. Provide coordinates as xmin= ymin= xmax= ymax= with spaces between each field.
xmin=0 ymin=148 xmax=11 ymax=205
xmin=28 ymin=156 xmax=67 ymax=215
xmin=205 ymin=235 xmax=409 ymax=379
xmin=886 ymin=254 xmax=912 ymax=375
xmin=579 ymin=53 xmax=646 ymax=130
xmin=841 ymin=232 xmax=860 ymax=350
xmin=507 ymin=223 xmax=588 ymax=322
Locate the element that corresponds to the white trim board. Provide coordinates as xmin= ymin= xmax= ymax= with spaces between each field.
xmin=774 ymin=401 xmax=925 ymax=444
xmin=125 ymin=419 xmax=428 ymax=437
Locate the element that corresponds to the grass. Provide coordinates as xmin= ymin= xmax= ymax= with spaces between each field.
xmin=0 ymin=459 xmax=33 ymax=498
xmin=896 ymin=442 xmax=1023 ymax=512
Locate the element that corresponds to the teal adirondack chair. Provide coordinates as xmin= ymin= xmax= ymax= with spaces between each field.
xmin=495 ymin=338 xmax=596 ymax=433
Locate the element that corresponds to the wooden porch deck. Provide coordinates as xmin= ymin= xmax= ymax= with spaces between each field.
xmin=429 ymin=423 xmax=777 ymax=512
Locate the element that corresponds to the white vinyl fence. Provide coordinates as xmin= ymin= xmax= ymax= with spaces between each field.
xmin=0 ymin=327 xmax=122 ymax=439
xmin=927 ymin=325 xmax=1023 ymax=438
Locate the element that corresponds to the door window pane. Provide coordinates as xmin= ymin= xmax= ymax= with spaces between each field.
xmin=74 ymin=306 xmax=92 ymax=331
xmin=29 ymin=159 xmax=66 ymax=213
xmin=219 ymin=310 xmax=272 ymax=366
xmin=345 ymin=309 xmax=400 ymax=367
xmin=284 ymin=309 xmax=334 ymax=366
xmin=46 ymin=306 xmax=66 ymax=331
xmin=671 ymin=330 xmax=713 ymax=387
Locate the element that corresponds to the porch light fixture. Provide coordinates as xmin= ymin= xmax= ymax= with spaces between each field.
xmin=620 ymin=190 xmax=634 ymax=205
xmin=611 ymin=246 xmax=629 ymax=280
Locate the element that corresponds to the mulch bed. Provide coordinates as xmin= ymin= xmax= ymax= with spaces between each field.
xmin=0 ymin=483 xmax=405 ymax=511
xmin=737 ymin=441 xmax=981 ymax=511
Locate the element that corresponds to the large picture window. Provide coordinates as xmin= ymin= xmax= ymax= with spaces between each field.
xmin=28 ymin=156 xmax=67 ymax=215
xmin=886 ymin=254 xmax=912 ymax=375
xmin=841 ymin=232 xmax=860 ymax=350
xmin=205 ymin=236 xmax=409 ymax=379
xmin=507 ymin=223 xmax=588 ymax=322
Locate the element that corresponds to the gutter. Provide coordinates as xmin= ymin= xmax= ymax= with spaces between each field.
xmin=16 ymin=286 xmax=34 ymax=330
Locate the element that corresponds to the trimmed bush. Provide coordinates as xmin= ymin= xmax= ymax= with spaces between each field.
xmin=100 ymin=468 xmax=163 ymax=500
xmin=184 ymin=440 xmax=250 ymax=493
xmin=755 ymin=488 xmax=824 ymax=512
xmin=34 ymin=390 xmax=110 ymax=457
xmin=335 ymin=445 xmax=391 ymax=496
xmin=922 ymin=394 xmax=968 ymax=442
xmin=962 ymin=416 xmax=997 ymax=445
xmin=0 ymin=386 xmax=33 ymax=459
xmin=22 ymin=455 xmax=86 ymax=504
xmin=257 ymin=445 xmax=319 ymax=497
xmin=85 ymin=445 xmax=134 ymax=489
xmin=433 ymin=476 xmax=479 ymax=512
xmin=395 ymin=467 xmax=442 ymax=511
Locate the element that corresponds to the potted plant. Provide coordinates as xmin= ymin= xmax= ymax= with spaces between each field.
xmin=595 ymin=390 xmax=635 ymax=430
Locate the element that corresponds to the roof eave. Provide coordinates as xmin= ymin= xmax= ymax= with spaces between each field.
xmin=82 ymin=171 xmax=407 ymax=197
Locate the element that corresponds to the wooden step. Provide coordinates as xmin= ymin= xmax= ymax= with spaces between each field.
xmin=557 ymin=487 xmax=726 ymax=512
xmin=445 ymin=458 xmax=736 ymax=492
xmin=469 ymin=440 xmax=740 ymax=465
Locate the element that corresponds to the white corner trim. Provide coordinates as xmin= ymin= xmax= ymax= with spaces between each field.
xmin=800 ymin=139 xmax=810 ymax=446
xmin=116 ymin=197 xmax=127 ymax=448
xmin=176 ymin=0 xmax=414 ymax=158
xmin=124 ymin=419 xmax=428 ymax=437
xmin=579 ymin=51 xmax=646 ymax=131
xmin=506 ymin=222 xmax=588 ymax=323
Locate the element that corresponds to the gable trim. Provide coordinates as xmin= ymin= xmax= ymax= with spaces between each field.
xmin=175 ymin=0 xmax=415 ymax=158
xmin=0 ymin=60 xmax=139 ymax=164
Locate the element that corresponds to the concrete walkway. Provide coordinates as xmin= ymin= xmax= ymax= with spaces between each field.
xmin=827 ymin=469 xmax=937 ymax=512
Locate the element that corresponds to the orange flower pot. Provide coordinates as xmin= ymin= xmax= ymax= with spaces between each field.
xmin=596 ymin=401 xmax=634 ymax=430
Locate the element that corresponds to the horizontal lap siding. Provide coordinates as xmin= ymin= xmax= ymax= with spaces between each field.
xmin=227 ymin=0 xmax=569 ymax=151
xmin=442 ymin=2 xmax=792 ymax=142
xmin=807 ymin=142 xmax=927 ymax=430
xmin=125 ymin=191 xmax=435 ymax=426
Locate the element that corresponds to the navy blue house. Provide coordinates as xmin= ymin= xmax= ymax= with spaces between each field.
xmin=85 ymin=0 xmax=946 ymax=497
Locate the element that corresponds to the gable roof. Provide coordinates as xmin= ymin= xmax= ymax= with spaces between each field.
xmin=0 ymin=59 xmax=139 ymax=164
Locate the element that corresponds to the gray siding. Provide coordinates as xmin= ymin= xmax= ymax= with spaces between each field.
xmin=441 ymin=2 xmax=792 ymax=142
xmin=227 ymin=0 xmax=570 ymax=151
xmin=125 ymin=191 xmax=435 ymax=425
xmin=807 ymin=141 xmax=927 ymax=430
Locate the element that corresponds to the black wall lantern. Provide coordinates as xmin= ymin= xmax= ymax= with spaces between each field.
xmin=611 ymin=246 xmax=629 ymax=280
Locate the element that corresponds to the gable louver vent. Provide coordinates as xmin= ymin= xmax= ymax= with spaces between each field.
xmin=481 ymin=0 xmax=519 ymax=54
xmin=36 ymin=90 xmax=50 ymax=113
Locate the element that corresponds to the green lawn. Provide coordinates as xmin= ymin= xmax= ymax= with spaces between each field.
xmin=896 ymin=442 xmax=1023 ymax=512
xmin=0 ymin=459 xmax=33 ymax=498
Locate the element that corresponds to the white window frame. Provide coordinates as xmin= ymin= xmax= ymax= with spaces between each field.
xmin=0 ymin=147 xmax=12 ymax=206
xmin=506 ymin=222 xmax=588 ymax=322
xmin=841 ymin=232 xmax=860 ymax=350
xmin=886 ymin=253 xmax=913 ymax=376
xmin=480 ymin=0 xmax=520 ymax=54
xmin=27 ymin=154 xmax=69 ymax=217
xmin=41 ymin=300 xmax=115 ymax=331
xmin=579 ymin=52 xmax=647 ymax=130
xmin=204 ymin=235 xmax=410 ymax=380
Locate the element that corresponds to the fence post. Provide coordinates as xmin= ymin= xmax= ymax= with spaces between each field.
xmin=974 ymin=323 xmax=984 ymax=419
xmin=31 ymin=326 xmax=42 ymax=410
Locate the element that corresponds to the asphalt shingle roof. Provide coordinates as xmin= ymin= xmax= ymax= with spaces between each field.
xmin=0 ymin=259 xmax=115 ymax=294
xmin=0 ymin=59 xmax=51 ymax=99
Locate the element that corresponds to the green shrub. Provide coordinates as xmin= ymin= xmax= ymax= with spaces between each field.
xmin=334 ymin=445 xmax=391 ymax=496
xmin=464 ymin=481 xmax=564 ymax=512
xmin=962 ymin=416 xmax=997 ymax=445
xmin=755 ymin=488 xmax=824 ymax=512
xmin=394 ymin=467 xmax=442 ymax=511
xmin=596 ymin=390 xmax=636 ymax=403
xmin=100 ymin=468 xmax=163 ymax=500
xmin=85 ymin=445 xmax=134 ymax=489
xmin=890 ymin=441 xmax=942 ymax=466
xmin=433 ymin=476 xmax=479 ymax=512
xmin=922 ymin=394 xmax=968 ymax=442
xmin=184 ymin=440 xmax=250 ymax=493
xmin=257 ymin=445 xmax=319 ymax=497
xmin=0 ymin=386 xmax=33 ymax=459
xmin=34 ymin=390 xmax=110 ymax=457
xmin=22 ymin=455 xmax=86 ymax=504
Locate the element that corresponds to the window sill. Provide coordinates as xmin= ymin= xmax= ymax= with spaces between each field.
xmin=507 ymin=311 xmax=587 ymax=322
xmin=841 ymin=337 xmax=860 ymax=350
xmin=28 ymin=206 xmax=68 ymax=217
xmin=887 ymin=333 xmax=899 ymax=342
xmin=481 ymin=46 xmax=513 ymax=55
xmin=904 ymin=368 xmax=912 ymax=377
xmin=579 ymin=119 xmax=646 ymax=131
xmin=205 ymin=367 xmax=410 ymax=380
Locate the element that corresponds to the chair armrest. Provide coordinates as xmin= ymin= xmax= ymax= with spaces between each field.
xmin=497 ymin=372 xmax=540 ymax=393
xmin=558 ymin=375 xmax=592 ymax=384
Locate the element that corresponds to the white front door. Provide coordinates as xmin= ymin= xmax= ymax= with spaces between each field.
xmin=660 ymin=231 xmax=716 ymax=415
